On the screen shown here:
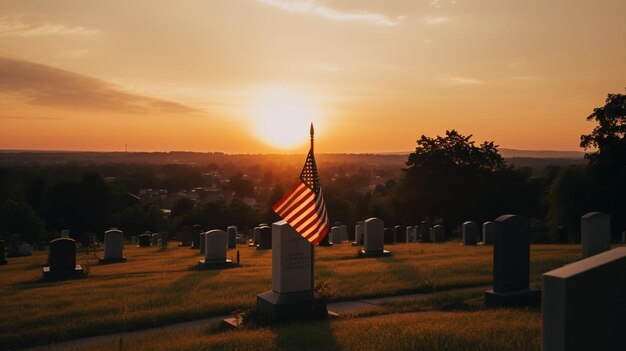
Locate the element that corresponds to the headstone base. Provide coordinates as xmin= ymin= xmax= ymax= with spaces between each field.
xmin=198 ymin=259 xmax=236 ymax=269
xmin=248 ymin=243 xmax=257 ymax=247
xmin=191 ymin=244 xmax=200 ymax=249
xmin=484 ymin=288 xmax=540 ymax=307
xmin=256 ymin=290 xmax=328 ymax=322
xmin=98 ymin=257 xmax=127 ymax=264
xmin=42 ymin=265 xmax=84 ymax=281
xmin=351 ymin=242 xmax=359 ymax=247
xmin=357 ymin=249 xmax=392 ymax=258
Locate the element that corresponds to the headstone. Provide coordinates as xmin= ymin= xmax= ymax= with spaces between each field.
xmin=484 ymin=214 xmax=540 ymax=306
xmin=556 ymin=226 xmax=568 ymax=244
xmin=19 ymin=244 xmax=33 ymax=256
xmin=353 ymin=222 xmax=364 ymax=246
xmin=151 ymin=233 xmax=160 ymax=245
xmin=191 ymin=224 xmax=202 ymax=249
xmin=0 ymin=240 xmax=7 ymax=264
xmin=130 ymin=236 xmax=138 ymax=244
xmin=482 ymin=221 xmax=495 ymax=245
xmin=542 ymin=247 xmax=626 ymax=351
xmin=257 ymin=220 xmax=323 ymax=321
xmin=394 ymin=225 xmax=406 ymax=243
xmin=160 ymin=231 xmax=169 ymax=248
xmin=419 ymin=221 xmax=431 ymax=242
xmin=8 ymin=234 xmax=20 ymax=257
xmin=42 ymin=238 xmax=83 ymax=280
xmin=251 ymin=226 xmax=261 ymax=247
xmin=61 ymin=229 xmax=69 ymax=238
xmin=100 ymin=228 xmax=126 ymax=263
xmin=257 ymin=225 xmax=272 ymax=250
xmin=383 ymin=227 xmax=394 ymax=244
xmin=227 ymin=225 xmax=237 ymax=249
xmin=200 ymin=232 xmax=207 ymax=255
xmin=621 ymin=231 xmax=625 ymax=244
xmin=330 ymin=226 xmax=341 ymax=244
xmin=179 ymin=226 xmax=192 ymax=246
xmin=340 ymin=225 xmax=348 ymax=242
xmin=581 ymin=212 xmax=611 ymax=258
xmin=405 ymin=226 xmax=414 ymax=243
xmin=462 ymin=221 xmax=478 ymax=245
xmin=199 ymin=229 xmax=235 ymax=268
xmin=359 ymin=217 xmax=390 ymax=257
xmin=138 ymin=234 xmax=151 ymax=247
xmin=348 ymin=223 xmax=355 ymax=242
xmin=432 ymin=225 xmax=445 ymax=243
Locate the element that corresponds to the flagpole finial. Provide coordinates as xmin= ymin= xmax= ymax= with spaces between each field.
xmin=310 ymin=123 xmax=314 ymax=151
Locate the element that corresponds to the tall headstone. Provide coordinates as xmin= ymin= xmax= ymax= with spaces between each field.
xmin=257 ymin=221 xmax=323 ymax=321
xmin=432 ymin=225 xmax=445 ymax=243
xmin=227 ymin=225 xmax=237 ymax=249
xmin=191 ymin=224 xmax=202 ymax=249
xmin=100 ymin=228 xmax=126 ymax=263
xmin=581 ymin=212 xmax=611 ymax=258
xmin=542 ymin=247 xmax=626 ymax=351
xmin=359 ymin=217 xmax=390 ymax=257
xmin=43 ymin=238 xmax=83 ymax=280
xmin=179 ymin=226 xmax=192 ymax=246
xmin=482 ymin=221 xmax=495 ymax=245
xmin=419 ymin=221 xmax=431 ymax=242
xmin=462 ymin=221 xmax=478 ymax=245
xmin=138 ymin=234 xmax=151 ymax=247
xmin=151 ymin=233 xmax=160 ymax=246
xmin=8 ymin=234 xmax=20 ymax=257
xmin=405 ymin=226 xmax=414 ymax=243
xmin=383 ymin=228 xmax=394 ymax=244
xmin=0 ymin=240 xmax=6 ymax=264
xmin=484 ymin=214 xmax=540 ymax=306
xmin=251 ymin=226 xmax=261 ymax=247
xmin=199 ymin=230 xmax=235 ymax=268
xmin=257 ymin=225 xmax=272 ymax=250
xmin=394 ymin=225 xmax=406 ymax=243
xmin=353 ymin=221 xmax=364 ymax=246
xmin=330 ymin=226 xmax=341 ymax=244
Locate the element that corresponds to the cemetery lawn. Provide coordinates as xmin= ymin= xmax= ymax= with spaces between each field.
xmin=0 ymin=242 xmax=581 ymax=349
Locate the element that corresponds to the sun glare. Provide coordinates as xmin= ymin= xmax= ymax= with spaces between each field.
xmin=251 ymin=86 xmax=321 ymax=149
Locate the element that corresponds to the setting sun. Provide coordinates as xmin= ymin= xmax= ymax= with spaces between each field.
xmin=250 ymin=86 xmax=321 ymax=149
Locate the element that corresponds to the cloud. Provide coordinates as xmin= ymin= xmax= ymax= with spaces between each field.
xmin=0 ymin=15 xmax=98 ymax=37
xmin=424 ymin=16 xmax=450 ymax=25
xmin=0 ymin=56 xmax=200 ymax=115
xmin=439 ymin=76 xmax=484 ymax=85
xmin=256 ymin=0 xmax=403 ymax=27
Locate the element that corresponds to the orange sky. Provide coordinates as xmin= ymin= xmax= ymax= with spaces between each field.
xmin=1 ymin=0 xmax=625 ymax=153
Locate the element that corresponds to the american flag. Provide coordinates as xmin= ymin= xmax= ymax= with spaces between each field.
xmin=272 ymin=127 xmax=329 ymax=245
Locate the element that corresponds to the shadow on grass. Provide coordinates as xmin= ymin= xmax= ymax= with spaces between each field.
xmin=274 ymin=318 xmax=341 ymax=351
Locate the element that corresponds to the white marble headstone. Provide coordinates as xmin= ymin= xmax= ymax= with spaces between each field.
xmin=103 ymin=228 xmax=124 ymax=260
xmin=204 ymin=229 xmax=228 ymax=261
xmin=364 ymin=217 xmax=384 ymax=252
xmin=272 ymin=220 xmax=312 ymax=294
xmin=581 ymin=212 xmax=611 ymax=258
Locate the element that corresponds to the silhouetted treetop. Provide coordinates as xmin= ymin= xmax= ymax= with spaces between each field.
xmin=405 ymin=130 xmax=504 ymax=172
xmin=580 ymin=88 xmax=626 ymax=172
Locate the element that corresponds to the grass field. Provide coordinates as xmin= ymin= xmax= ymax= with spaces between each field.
xmin=0 ymin=241 xmax=583 ymax=349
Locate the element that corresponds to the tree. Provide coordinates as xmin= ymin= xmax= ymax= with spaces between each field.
xmin=0 ymin=200 xmax=46 ymax=242
xmin=397 ymin=130 xmax=532 ymax=229
xmin=579 ymin=89 xmax=626 ymax=237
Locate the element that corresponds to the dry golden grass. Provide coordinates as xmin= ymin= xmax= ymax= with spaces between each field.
xmin=0 ymin=241 xmax=581 ymax=349
xmin=62 ymin=309 xmax=540 ymax=351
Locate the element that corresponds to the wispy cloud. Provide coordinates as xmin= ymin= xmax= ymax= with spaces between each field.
xmin=424 ymin=16 xmax=450 ymax=25
xmin=439 ymin=76 xmax=484 ymax=85
xmin=256 ymin=0 xmax=403 ymax=27
xmin=0 ymin=56 xmax=200 ymax=115
xmin=0 ymin=15 xmax=98 ymax=37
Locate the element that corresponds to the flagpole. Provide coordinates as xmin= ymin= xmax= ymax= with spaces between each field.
xmin=310 ymin=123 xmax=315 ymax=292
